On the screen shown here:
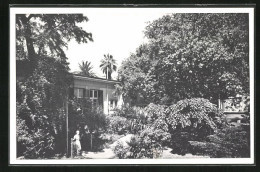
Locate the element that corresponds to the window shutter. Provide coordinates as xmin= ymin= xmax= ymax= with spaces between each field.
xmin=69 ymin=87 xmax=75 ymax=99
xmin=98 ymin=90 xmax=103 ymax=108
xmin=83 ymin=89 xmax=86 ymax=98
xmin=85 ymin=89 xmax=90 ymax=98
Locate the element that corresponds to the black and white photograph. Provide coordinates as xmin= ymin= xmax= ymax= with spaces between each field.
xmin=9 ymin=6 xmax=255 ymax=165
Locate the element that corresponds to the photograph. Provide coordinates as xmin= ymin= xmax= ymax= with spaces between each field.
xmin=9 ymin=6 xmax=255 ymax=165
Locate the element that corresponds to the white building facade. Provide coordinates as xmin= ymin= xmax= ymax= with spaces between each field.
xmin=72 ymin=74 xmax=123 ymax=115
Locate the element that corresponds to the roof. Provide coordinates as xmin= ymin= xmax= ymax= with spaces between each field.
xmin=72 ymin=73 xmax=121 ymax=84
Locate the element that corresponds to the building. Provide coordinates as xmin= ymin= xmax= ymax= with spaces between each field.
xmin=72 ymin=74 xmax=123 ymax=115
xmin=218 ymin=96 xmax=249 ymax=124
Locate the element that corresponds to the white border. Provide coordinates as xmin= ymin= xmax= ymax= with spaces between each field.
xmin=10 ymin=7 xmax=255 ymax=165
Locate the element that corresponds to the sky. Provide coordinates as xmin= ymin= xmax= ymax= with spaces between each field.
xmin=65 ymin=8 xmax=174 ymax=79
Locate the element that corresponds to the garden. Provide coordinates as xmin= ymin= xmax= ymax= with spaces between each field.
xmin=16 ymin=13 xmax=250 ymax=159
xmin=63 ymin=97 xmax=249 ymax=159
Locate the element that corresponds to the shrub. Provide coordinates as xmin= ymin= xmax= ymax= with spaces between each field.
xmin=137 ymin=98 xmax=223 ymax=155
xmin=164 ymin=98 xmax=223 ymax=154
xmin=69 ymin=98 xmax=107 ymax=132
xmin=112 ymin=141 xmax=129 ymax=159
xmin=189 ymin=125 xmax=250 ymax=158
xmin=110 ymin=105 xmax=148 ymax=134
xmin=107 ymin=115 xmax=131 ymax=135
xmin=126 ymin=133 xmax=164 ymax=159
xmin=17 ymin=115 xmax=55 ymax=158
xmin=69 ymin=98 xmax=108 ymax=152
xmin=111 ymin=98 xmax=226 ymax=158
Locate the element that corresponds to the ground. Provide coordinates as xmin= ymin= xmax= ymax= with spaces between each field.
xmin=17 ymin=134 xmax=209 ymax=159
xmin=77 ymin=134 xmax=209 ymax=159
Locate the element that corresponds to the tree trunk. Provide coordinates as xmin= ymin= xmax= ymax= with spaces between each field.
xmin=18 ymin=14 xmax=37 ymax=71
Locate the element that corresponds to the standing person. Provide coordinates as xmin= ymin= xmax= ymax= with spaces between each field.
xmin=81 ymin=125 xmax=90 ymax=152
xmin=84 ymin=125 xmax=91 ymax=152
xmin=73 ymin=130 xmax=81 ymax=156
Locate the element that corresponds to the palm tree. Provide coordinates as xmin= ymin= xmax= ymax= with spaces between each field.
xmin=78 ymin=60 xmax=95 ymax=77
xmin=100 ymin=54 xmax=117 ymax=80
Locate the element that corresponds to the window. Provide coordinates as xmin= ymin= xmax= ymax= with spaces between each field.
xmin=78 ymin=89 xmax=84 ymax=98
xmin=94 ymin=90 xmax=98 ymax=98
xmin=115 ymin=100 xmax=118 ymax=107
xmin=90 ymin=90 xmax=98 ymax=99
xmin=110 ymin=100 xmax=113 ymax=109
xmin=74 ymin=88 xmax=84 ymax=98
xmin=90 ymin=90 xmax=99 ymax=106
xmin=110 ymin=100 xmax=118 ymax=110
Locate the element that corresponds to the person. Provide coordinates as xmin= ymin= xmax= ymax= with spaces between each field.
xmin=73 ymin=130 xmax=81 ymax=156
xmin=84 ymin=125 xmax=91 ymax=152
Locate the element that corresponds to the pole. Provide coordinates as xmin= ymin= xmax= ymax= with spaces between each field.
xmin=71 ymin=138 xmax=73 ymax=158
xmin=106 ymin=67 xmax=109 ymax=115
xmin=90 ymin=133 xmax=92 ymax=151
xmin=66 ymin=96 xmax=69 ymax=157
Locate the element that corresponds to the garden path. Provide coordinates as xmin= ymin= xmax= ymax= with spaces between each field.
xmin=80 ymin=134 xmax=209 ymax=159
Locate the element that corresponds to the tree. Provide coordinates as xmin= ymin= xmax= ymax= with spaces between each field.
xmin=16 ymin=14 xmax=93 ymax=71
xmin=100 ymin=53 xmax=117 ymax=80
xmin=16 ymin=14 xmax=93 ymax=158
xmin=118 ymin=13 xmax=249 ymax=105
xmin=78 ymin=60 xmax=95 ymax=77
xmin=16 ymin=56 xmax=72 ymax=158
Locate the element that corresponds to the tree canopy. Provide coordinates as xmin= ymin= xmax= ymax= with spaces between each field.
xmin=118 ymin=13 xmax=249 ymax=105
xmin=16 ymin=14 xmax=93 ymax=71
xmin=100 ymin=53 xmax=117 ymax=80
xmin=78 ymin=60 xmax=95 ymax=77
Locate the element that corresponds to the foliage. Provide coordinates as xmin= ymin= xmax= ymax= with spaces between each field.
xmin=107 ymin=115 xmax=131 ymax=135
xmin=112 ymin=134 xmax=163 ymax=159
xmin=17 ymin=115 xmax=55 ymax=158
xmin=100 ymin=53 xmax=117 ymax=80
xmin=68 ymin=97 xmax=108 ymax=152
xmin=69 ymin=97 xmax=107 ymax=134
xmin=16 ymin=56 xmax=72 ymax=158
xmin=78 ymin=60 xmax=96 ymax=77
xmin=110 ymin=98 xmax=246 ymax=159
xmin=16 ymin=14 xmax=93 ymax=158
xmin=108 ymin=105 xmax=148 ymax=134
xmin=165 ymin=98 xmax=222 ymax=132
xmin=128 ymin=131 xmax=164 ymax=159
xmin=121 ymin=98 xmax=224 ymax=157
xmin=112 ymin=141 xmax=129 ymax=159
xmin=165 ymin=98 xmax=223 ymax=155
xmin=118 ymin=13 xmax=249 ymax=105
xmin=189 ymin=125 xmax=250 ymax=158
xmin=16 ymin=14 xmax=93 ymax=67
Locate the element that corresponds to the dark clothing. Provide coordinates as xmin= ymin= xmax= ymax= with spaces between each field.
xmin=81 ymin=133 xmax=91 ymax=151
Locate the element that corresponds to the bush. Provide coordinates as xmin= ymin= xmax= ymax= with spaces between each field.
xmin=69 ymin=98 xmax=108 ymax=152
xmin=125 ymin=133 xmax=164 ymax=159
xmin=112 ymin=141 xmax=129 ymax=159
xmin=189 ymin=125 xmax=250 ymax=158
xmin=111 ymin=98 xmax=227 ymax=158
xmin=17 ymin=115 xmax=55 ymax=158
xmin=69 ymin=98 xmax=107 ymax=133
xmin=107 ymin=115 xmax=131 ymax=135
xmin=164 ymin=98 xmax=223 ymax=154
xmin=109 ymin=105 xmax=148 ymax=134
